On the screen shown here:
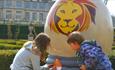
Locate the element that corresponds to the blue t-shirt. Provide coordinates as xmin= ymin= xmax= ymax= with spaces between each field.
xmin=79 ymin=40 xmax=112 ymax=70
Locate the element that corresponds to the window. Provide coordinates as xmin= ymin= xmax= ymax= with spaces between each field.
xmin=38 ymin=3 xmax=45 ymax=9
xmin=24 ymin=0 xmax=31 ymax=1
xmin=25 ymin=12 xmax=30 ymax=21
xmin=32 ymin=2 xmax=37 ymax=9
xmin=44 ymin=3 xmax=51 ymax=10
xmin=4 ymin=1 xmax=12 ymax=8
xmin=38 ymin=2 xmax=50 ymax=9
xmin=32 ymin=13 xmax=37 ymax=20
xmin=0 ymin=11 xmax=2 ymax=19
xmin=32 ymin=0 xmax=37 ymax=1
xmin=16 ymin=11 xmax=22 ymax=20
xmin=6 ymin=10 xmax=12 ymax=19
xmin=40 ymin=0 xmax=49 ymax=2
xmin=37 ymin=0 xmax=40 ymax=1
xmin=0 ymin=1 xmax=3 ymax=8
xmin=24 ymin=2 xmax=31 ymax=9
xmin=16 ymin=1 xmax=23 ymax=8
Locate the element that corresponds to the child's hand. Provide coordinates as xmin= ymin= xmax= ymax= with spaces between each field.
xmin=80 ymin=64 xmax=86 ymax=70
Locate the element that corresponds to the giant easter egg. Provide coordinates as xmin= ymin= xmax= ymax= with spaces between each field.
xmin=44 ymin=0 xmax=113 ymax=57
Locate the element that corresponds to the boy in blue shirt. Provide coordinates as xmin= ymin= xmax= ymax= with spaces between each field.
xmin=67 ymin=31 xmax=113 ymax=70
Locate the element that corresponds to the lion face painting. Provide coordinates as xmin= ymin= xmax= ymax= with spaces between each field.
xmin=49 ymin=0 xmax=96 ymax=35
xmin=55 ymin=1 xmax=82 ymax=34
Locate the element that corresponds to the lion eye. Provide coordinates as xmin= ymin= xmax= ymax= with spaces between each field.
xmin=60 ymin=10 xmax=65 ymax=14
xmin=72 ymin=9 xmax=77 ymax=13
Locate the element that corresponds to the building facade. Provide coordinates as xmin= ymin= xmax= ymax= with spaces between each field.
xmin=0 ymin=0 xmax=54 ymax=26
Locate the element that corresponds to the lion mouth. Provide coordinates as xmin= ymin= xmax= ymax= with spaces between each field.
xmin=60 ymin=25 xmax=75 ymax=28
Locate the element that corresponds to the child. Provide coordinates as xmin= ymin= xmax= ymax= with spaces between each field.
xmin=10 ymin=33 xmax=50 ymax=70
xmin=67 ymin=31 xmax=113 ymax=70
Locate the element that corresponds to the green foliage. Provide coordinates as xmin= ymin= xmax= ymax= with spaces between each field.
xmin=16 ymin=40 xmax=27 ymax=45
xmin=0 ymin=43 xmax=21 ymax=50
xmin=0 ymin=24 xmax=44 ymax=39
xmin=109 ymin=50 xmax=115 ymax=57
xmin=109 ymin=55 xmax=115 ymax=70
xmin=0 ymin=39 xmax=16 ymax=44
xmin=0 ymin=25 xmax=7 ymax=38
xmin=109 ymin=50 xmax=115 ymax=69
xmin=0 ymin=50 xmax=18 ymax=70
xmin=0 ymin=24 xmax=44 ymax=70
xmin=112 ymin=46 xmax=115 ymax=50
xmin=0 ymin=39 xmax=26 ymax=70
xmin=0 ymin=50 xmax=18 ymax=57
xmin=0 ymin=39 xmax=27 ymax=50
xmin=0 ymin=39 xmax=27 ymax=44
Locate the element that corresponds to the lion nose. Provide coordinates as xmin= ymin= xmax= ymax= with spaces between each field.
xmin=64 ymin=19 xmax=72 ymax=23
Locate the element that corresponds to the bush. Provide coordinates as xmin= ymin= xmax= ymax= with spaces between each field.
xmin=0 ymin=25 xmax=7 ymax=39
xmin=0 ymin=43 xmax=22 ymax=50
xmin=109 ymin=56 xmax=115 ymax=69
xmin=0 ymin=49 xmax=46 ymax=70
xmin=0 ymin=25 xmax=44 ymax=39
xmin=0 ymin=39 xmax=16 ymax=44
xmin=0 ymin=39 xmax=27 ymax=45
xmin=0 ymin=39 xmax=27 ymax=70
xmin=0 ymin=50 xmax=18 ymax=70
xmin=109 ymin=50 xmax=115 ymax=69
xmin=112 ymin=46 xmax=115 ymax=50
xmin=16 ymin=40 xmax=27 ymax=45
xmin=0 ymin=39 xmax=27 ymax=50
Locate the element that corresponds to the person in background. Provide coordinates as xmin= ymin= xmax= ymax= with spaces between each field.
xmin=67 ymin=31 xmax=113 ymax=70
xmin=10 ymin=33 xmax=51 ymax=70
